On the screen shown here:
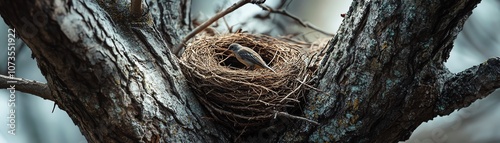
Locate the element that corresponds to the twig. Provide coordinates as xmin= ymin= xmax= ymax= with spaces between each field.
xmin=234 ymin=126 xmax=247 ymax=142
xmin=276 ymin=111 xmax=319 ymax=125
xmin=257 ymin=4 xmax=335 ymax=37
xmin=174 ymin=0 xmax=267 ymax=56
xmin=222 ymin=17 xmax=232 ymax=33
xmin=295 ymin=78 xmax=329 ymax=96
xmin=280 ymin=74 xmax=308 ymax=102
xmin=258 ymin=100 xmax=294 ymax=107
xmin=0 ymin=74 xmax=52 ymax=101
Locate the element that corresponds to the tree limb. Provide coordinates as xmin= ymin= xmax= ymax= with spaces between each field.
xmin=438 ymin=57 xmax=500 ymax=115
xmin=0 ymin=74 xmax=52 ymax=100
xmin=256 ymin=4 xmax=335 ymax=37
xmin=173 ymin=0 xmax=266 ymax=56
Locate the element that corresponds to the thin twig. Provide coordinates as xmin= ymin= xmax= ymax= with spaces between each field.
xmin=257 ymin=4 xmax=335 ymax=37
xmin=295 ymin=79 xmax=329 ymax=96
xmin=222 ymin=17 xmax=232 ymax=33
xmin=257 ymin=100 xmax=294 ymax=107
xmin=174 ymin=0 xmax=266 ymax=56
xmin=0 ymin=74 xmax=52 ymax=101
xmin=280 ymin=74 xmax=308 ymax=102
xmin=276 ymin=111 xmax=319 ymax=125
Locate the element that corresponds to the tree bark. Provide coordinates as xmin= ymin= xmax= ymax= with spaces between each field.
xmin=280 ymin=0 xmax=495 ymax=142
xmin=1 ymin=0 xmax=228 ymax=142
xmin=0 ymin=0 xmax=498 ymax=143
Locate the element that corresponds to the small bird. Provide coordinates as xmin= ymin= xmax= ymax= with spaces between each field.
xmin=227 ymin=43 xmax=276 ymax=73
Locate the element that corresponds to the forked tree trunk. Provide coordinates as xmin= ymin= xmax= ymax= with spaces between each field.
xmin=1 ymin=0 xmax=499 ymax=143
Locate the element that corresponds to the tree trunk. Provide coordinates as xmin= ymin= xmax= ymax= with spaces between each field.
xmin=1 ymin=0 xmax=498 ymax=143
xmin=1 ymin=0 xmax=227 ymax=142
xmin=279 ymin=0 xmax=499 ymax=142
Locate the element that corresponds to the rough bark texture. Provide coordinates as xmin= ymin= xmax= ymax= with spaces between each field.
xmin=1 ymin=0 xmax=498 ymax=143
xmin=280 ymin=0 xmax=495 ymax=142
xmin=0 ymin=0 xmax=228 ymax=142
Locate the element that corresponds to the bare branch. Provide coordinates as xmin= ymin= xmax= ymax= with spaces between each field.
xmin=0 ymin=74 xmax=52 ymax=101
xmin=256 ymin=4 xmax=335 ymax=37
xmin=438 ymin=57 xmax=500 ymax=115
xmin=173 ymin=0 xmax=266 ymax=56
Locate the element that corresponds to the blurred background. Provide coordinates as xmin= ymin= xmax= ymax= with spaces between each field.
xmin=0 ymin=0 xmax=498 ymax=142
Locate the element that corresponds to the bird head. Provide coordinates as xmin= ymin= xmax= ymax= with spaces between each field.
xmin=228 ymin=43 xmax=241 ymax=52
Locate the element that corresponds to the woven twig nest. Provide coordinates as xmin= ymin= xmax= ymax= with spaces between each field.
xmin=180 ymin=33 xmax=307 ymax=129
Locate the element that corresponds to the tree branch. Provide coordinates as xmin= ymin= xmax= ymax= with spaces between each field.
xmin=256 ymin=4 xmax=335 ymax=37
xmin=0 ymin=74 xmax=52 ymax=101
xmin=438 ymin=57 xmax=500 ymax=115
xmin=173 ymin=0 xmax=266 ymax=56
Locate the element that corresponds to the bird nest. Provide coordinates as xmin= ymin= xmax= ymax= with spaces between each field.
xmin=180 ymin=33 xmax=309 ymax=130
